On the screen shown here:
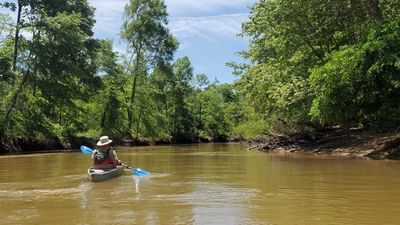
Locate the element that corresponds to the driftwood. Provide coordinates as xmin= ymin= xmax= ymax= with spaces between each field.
xmin=249 ymin=127 xmax=400 ymax=160
xmin=364 ymin=137 xmax=400 ymax=159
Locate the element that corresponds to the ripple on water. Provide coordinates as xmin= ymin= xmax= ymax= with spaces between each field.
xmin=0 ymin=178 xmax=93 ymax=202
xmin=154 ymin=181 xmax=259 ymax=205
xmin=0 ymin=186 xmax=83 ymax=198
xmin=155 ymin=182 xmax=260 ymax=224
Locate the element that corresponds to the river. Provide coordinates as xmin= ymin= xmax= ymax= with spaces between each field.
xmin=1 ymin=143 xmax=399 ymax=225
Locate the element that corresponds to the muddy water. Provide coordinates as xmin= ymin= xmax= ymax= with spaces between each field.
xmin=1 ymin=143 xmax=400 ymax=225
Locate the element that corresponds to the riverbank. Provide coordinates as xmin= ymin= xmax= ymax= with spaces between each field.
xmin=248 ymin=127 xmax=400 ymax=160
xmin=3 ymin=128 xmax=400 ymax=160
xmin=0 ymin=135 xmax=233 ymax=154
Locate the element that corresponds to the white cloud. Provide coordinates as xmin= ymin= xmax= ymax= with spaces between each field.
xmin=88 ymin=0 xmax=254 ymax=70
xmin=88 ymin=0 xmax=253 ymax=46
xmin=165 ymin=0 xmax=257 ymax=16
xmin=169 ymin=13 xmax=249 ymax=42
xmin=89 ymin=0 xmax=257 ymax=16
xmin=88 ymin=0 xmax=125 ymax=35
xmin=89 ymin=0 xmax=126 ymax=14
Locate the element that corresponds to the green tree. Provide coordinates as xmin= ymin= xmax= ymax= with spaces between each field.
xmin=201 ymin=85 xmax=234 ymax=141
xmin=147 ymin=63 xmax=173 ymax=139
xmin=121 ymin=0 xmax=178 ymax=132
xmin=188 ymin=74 xmax=210 ymax=133
xmin=0 ymin=13 xmax=14 ymax=136
xmin=169 ymin=57 xmax=195 ymax=143
xmin=310 ymin=18 xmax=400 ymax=128
xmin=96 ymin=40 xmax=127 ymax=137
xmin=234 ymin=0 xmax=397 ymax=133
xmin=1 ymin=0 xmax=101 ymax=140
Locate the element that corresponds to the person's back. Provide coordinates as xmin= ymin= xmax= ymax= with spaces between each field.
xmin=91 ymin=136 xmax=121 ymax=169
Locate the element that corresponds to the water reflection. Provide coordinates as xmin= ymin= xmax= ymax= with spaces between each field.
xmin=134 ymin=176 xmax=140 ymax=194
xmin=80 ymin=182 xmax=91 ymax=209
xmin=153 ymin=181 xmax=259 ymax=224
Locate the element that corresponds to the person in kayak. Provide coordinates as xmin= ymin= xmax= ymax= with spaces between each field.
xmin=92 ymin=136 xmax=122 ymax=169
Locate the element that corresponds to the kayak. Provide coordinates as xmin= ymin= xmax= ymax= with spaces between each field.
xmin=87 ymin=166 xmax=124 ymax=182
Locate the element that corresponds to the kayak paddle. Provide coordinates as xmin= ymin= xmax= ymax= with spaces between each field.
xmin=79 ymin=145 xmax=150 ymax=176
xmin=80 ymin=145 xmax=94 ymax=155
xmin=122 ymin=164 xmax=151 ymax=176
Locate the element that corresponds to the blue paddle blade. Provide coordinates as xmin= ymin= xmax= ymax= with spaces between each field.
xmin=133 ymin=168 xmax=150 ymax=176
xmin=80 ymin=146 xmax=93 ymax=154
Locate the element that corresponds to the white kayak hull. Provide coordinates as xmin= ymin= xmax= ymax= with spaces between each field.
xmin=87 ymin=166 xmax=124 ymax=182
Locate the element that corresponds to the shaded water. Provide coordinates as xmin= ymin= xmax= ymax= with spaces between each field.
xmin=1 ymin=143 xmax=400 ymax=224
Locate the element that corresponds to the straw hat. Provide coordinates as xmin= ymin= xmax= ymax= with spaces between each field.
xmin=97 ymin=136 xmax=113 ymax=146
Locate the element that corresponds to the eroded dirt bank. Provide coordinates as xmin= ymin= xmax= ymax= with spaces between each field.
xmin=249 ymin=128 xmax=400 ymax=160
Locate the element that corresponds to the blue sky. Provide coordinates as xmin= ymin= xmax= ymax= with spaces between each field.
xmin=1 ymin=0 xmax=257 ymax=84
xmin=88 ymin=0 xmax=257 ymax=84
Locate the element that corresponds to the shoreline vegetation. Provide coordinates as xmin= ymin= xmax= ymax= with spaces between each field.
xmin=1 ymin=1 xmax=399 ymax=158
xmin=0 ymin=134 xmax=239 ymax=154
xmin=2 ymin=127 xmax=400 ymax=161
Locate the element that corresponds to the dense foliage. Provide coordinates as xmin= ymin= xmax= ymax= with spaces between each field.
xmin=1 ymin=0 xmax=101 ymax=145
xmin=234 ymin=0 xmax=400 ymax=132
xmin=310 ymin=18 xmax=400 ymax=127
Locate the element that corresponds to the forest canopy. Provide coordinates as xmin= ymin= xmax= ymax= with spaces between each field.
xmin=233 ymin=0 xmax=400 ymax=132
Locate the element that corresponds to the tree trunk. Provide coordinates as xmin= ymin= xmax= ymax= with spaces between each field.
xmin=127 ymin=49 xmax=141 ymax=131
xmin=3 ymin=69 xmax=30 ymax=123
xmin=12 ymin=0 xmax=22 ymax=71
xmin=2 ymin=52 xmax=36 ymax=132
xmin=136 ymin=105 xmax=143 ymax=140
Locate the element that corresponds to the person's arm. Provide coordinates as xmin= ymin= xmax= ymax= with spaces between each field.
xmin=111 ymin=150 xmax=121 ymax=166
xmin=91 ymin=149 xmax=97 ymax=159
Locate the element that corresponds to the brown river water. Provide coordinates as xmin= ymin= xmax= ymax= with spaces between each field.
xmin=1 ymin=143 xmax=400 ymax=225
